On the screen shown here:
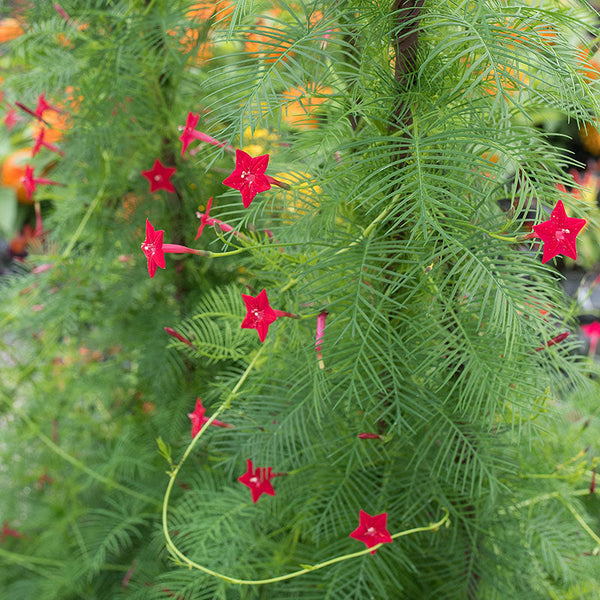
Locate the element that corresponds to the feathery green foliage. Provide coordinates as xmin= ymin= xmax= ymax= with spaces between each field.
xmin=1 ymin=0 xmax=600 ymax=598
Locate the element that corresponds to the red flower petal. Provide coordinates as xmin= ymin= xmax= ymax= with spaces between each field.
xmin=141 ymin=159 xmax=176 ymax=193
xmin=180 ymin=111 xmax=201 ymax=155
xmin=582 ymin=321 xmax=600 ymax=340
xmin=349 ymin=510 xmax=393 ymax=554
xmin=188 ymin=398 xmax=231 ymax=437
xmin=141 ymin=218 xmax=166 ymax=278
xmin=195 ymin=197 xmax=214 ymax=240
xmin=223 ymin=149 xmax=272 ymax=208
xmin=237 ymin=459 xmax=276 ymax=503
xmin=240 ymin=289 xmax=279 ymax=342
xmin=532 ymin=200 xmax=586 ymax=263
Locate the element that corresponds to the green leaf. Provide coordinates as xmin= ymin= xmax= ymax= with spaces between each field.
xmin=156 ymin=436 xmax=172 ymax=465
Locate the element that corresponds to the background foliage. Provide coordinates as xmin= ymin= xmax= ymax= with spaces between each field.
xmin=1 ymin=0 xmax=600 ymax=598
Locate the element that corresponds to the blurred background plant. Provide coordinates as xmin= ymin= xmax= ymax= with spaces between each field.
xmin=1 ymin=1 xmax=600 ymax=599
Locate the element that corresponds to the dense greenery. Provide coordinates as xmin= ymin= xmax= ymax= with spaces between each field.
xmin=1 ymin=0 xmax=600 ymax=598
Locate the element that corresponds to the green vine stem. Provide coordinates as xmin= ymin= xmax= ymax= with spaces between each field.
xmin=0 ymin=547 xmax=63 ymax=571
xmin=0 ymin=389 xmax=158 ymax=505
xmin=34 ymin=428 xmax=159 ymax=504
xmin=502 ymin=487 xmax=596 ymax=513
xmin=558 ymin=496 xmax=600 ymax=548
xmin=335 ymin=196 xmax=399 ymax=256
xmin=162 ymin=346 xmax=450 ymax=585
xmin=201 ymin=236 xmax=335 ymax=260
xmin=197 ymin=242 xmax=305 ymax=259
xmin=499 ymin=486 xmax=600 ymax=548
xmin=0 ymin=547 xmax=129 ymax=577
xmin=445 ymin=218 xmax=536 ymax=243
xmin=62 ymin=151 xmax=110 ymax=259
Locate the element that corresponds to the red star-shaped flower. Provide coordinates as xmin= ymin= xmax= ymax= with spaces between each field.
xmin=15 ymin=93 xmax=63 ymax=123
xmin=195 ymin=197 xmax=215 ymax=240
xmin=4 ymin=108 xmax=19 ymax=130
xmin=37 ymin=471 xmax=54 ymax=490
xmin=180 ymin=111 xmax=234 ymax=156
xmin=188 ymin=398 xmax=232 ymax=437
xmin=35 ymin=92 xmax=61 ymax=119
xmin=582 ymin=321 xmax=600 ymax=355
xmin=32 ymin=128 xmax=64 ymax=157
xmin=241 ymin=289 xmax=279 ymax=342
xmin=21 ymin=165 xmax=37 ymax=200
xmin=532 ymin=200 xmax=586 ymax=263
xmin=140 ymin=219 xmax=204 ymax=278
xmin=349 ymin=510 xmax=393 ymax=554
xmin=140 ymin=218 xmax=165 ymax=278
xmin=195 ymin=197 xmax=237 ymax=240
xmin=237 ymin=459 xmax=276 ymax=503
xmin=582 ymin=321 xmax=600 ymax=339
xmin=180 ymin=112 xmax=201 ymax=156
xmin=21 ymin=164 xmax=63 ymax=200
xmin=1 ymin=521 xmax=24 ymax=544
xmin=141 ymin=159 xmax=176 ymax=193
xmin=223 ymin=149 xmax=271 ymax=208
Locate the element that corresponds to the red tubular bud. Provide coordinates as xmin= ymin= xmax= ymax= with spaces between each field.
xmin=54 ymin=3 xmax=71 ymax=22
xmin=534 ymin=331 xmax=569 ymax=352
xmin=164 ymin=327 xmax=196 ymax=349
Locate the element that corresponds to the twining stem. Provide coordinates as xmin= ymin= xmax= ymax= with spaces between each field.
xmin=62 ymin=151 xmax=110 ymax=258
xmin=335 ymin=196 xmax=399 ymax=255
xmin=362 ymin=199 xmax=399 ymax=239
xmin=0 ymin=546 xmax=131 ymax=578
xmin=558 ymin=496 xmax=600 ymax=547
xmin=162 ymin=348 xmax=449 ymax=585
xmin=162 ymin=347 xmax=266 ymax=562
xmin=35 ymin=428 xmax=159 ymax=505
xmin=202 ymin=239 xmax=331 ymax=259
xmin=165 ymin=496 xmax=448 ymax=585
xmin=443 ymin=218 xmax=535 ymax=243
xmin=485 ymin=230 xmax=522 ymax=242
xmin=0 ymin=390 xmax=158 ymax=505
xmin=483 ymin=228 xmax=535 ymax=243
xmin=279 ymin=277 xmax=299 ymax=293
xmin=507 ymin=486 xmax=600 ymax=548
xmin=500 ymin=487 xmax=596 ymax=513
xmin=390 ymin=0 xmax=424 ymax=174
xmin=0 ymin=547 xmax=63 ymax=568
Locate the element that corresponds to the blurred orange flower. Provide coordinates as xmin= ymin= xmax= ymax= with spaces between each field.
xmin=576 ymin=45 xmax=600 ymax=82
xmin=31 ymin=111 xmax=70 ymax=144
xmin=186 ymin=0 xmax=234 ymax=24
xmin=1 ymin=148 xmax=31 ymax=203
xmin=491 ymin=19 xmax=555 ymax=47
xmin=579 ymin=123 xmax=600 ymax=156
xmin=168 ymin=27 xmax=213 ymax=65
xmin=245 ymin=18 xmax=294 ymax=64
xmin=281 ymin=84 xmax=332 ymax=129
xmin=481 ymin=64 xmax=528 ymax=95
xmin=0 ymin=18 xmax=24 ymax=43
